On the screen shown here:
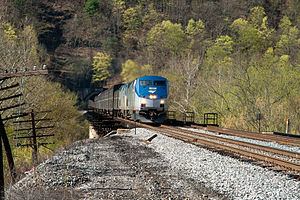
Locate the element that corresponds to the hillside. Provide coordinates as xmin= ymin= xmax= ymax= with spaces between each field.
xmin=4 ymin=0 xmax=300 ymax=132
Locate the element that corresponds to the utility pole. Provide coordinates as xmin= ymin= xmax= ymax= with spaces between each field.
xmin=14 ymin=110 xmax=54 ymax=165
xmin=285 ymin=118 xmax=291 ymax=134
xmin=31 ymin=110 xmax=38 ymax=165
xmin=256 ymin=113 xmax=263 ymax=133
xmin=0 ymin=84 xmax=24 ymax=199
xmin=0 ymin=116 xmax=4 ymax=200
xmin=0 ymin=68 xmax=49 ymax=199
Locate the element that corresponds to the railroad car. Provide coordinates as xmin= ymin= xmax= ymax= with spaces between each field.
xmin=89 ymin=75 xmax=169 ymax=123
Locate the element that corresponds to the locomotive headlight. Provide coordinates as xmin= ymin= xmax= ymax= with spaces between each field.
xmin=141 ymin=99 xmax=147 ymax=104
xmin=149 ymin=94 xmax=157 ymax=99
xmin=160 ymin=99 xmax=165 ymax=104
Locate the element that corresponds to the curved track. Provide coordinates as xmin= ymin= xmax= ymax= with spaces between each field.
xmin=192 ymin=125 xmax=300 ymax=146
xmin=117 ymin=118 xmax=300 ymax=173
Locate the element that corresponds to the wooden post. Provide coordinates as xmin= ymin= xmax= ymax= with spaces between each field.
xmin=0 ymin=123 xmax=4 ymax=200
xmin=285 ymin=118 xmax=291 ymax=134
xmin=0 ymin=114 xmax=17 ymax=199
xmin=14 ymin=110 xmax=54 ymax=164
xmin=0 ymin=115 xmax=16 ymax=183
xmin=256 ymin=113 xmax=263 ymax=133
xmin=31 ymin=110 xmax=38 ymax=165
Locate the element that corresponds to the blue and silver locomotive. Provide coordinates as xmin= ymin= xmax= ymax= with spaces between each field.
xmin=89 ymin=76 xmax=169 ymax=123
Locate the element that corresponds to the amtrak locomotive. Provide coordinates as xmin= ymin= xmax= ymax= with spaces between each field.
xmin=89 ymin=76 xmax=169 ymax=123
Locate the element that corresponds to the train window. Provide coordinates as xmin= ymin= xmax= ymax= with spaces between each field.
xmin=154 ymin=80 xmax=166 ymax=86
xmin=140 ymin=80 xmax=152 ymax=86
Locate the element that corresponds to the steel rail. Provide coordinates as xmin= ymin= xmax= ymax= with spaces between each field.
xmin=117 ymin=118 xmax=300 ymax=172
xmin=160 ymin=126 xmax=300 ymax=172
xmin=161 ymin=125 xmax=300 ymax=159
xmin=168 ymin=131 xmax=299 ymax=172
xmin=192 ymin=125 xmax=300 ymax=146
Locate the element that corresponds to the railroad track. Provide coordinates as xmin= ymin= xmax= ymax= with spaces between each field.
xmin=192 ymin=125 xmax=300 ymax=146
xmin=117 ymin=118 xmax=300 ymax=173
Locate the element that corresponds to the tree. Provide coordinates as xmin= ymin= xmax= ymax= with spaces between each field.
xmin=24 ymin=76 xmax=88 ymax=142
xmin=142 ymin=4 xmax=162 ymax=31
xmin=92 ymin=52 xmax=112 ymax=82
xmin=84 ymin=0 xmax=100 ymax=16
xmin=186 ymin=18 xmax=208 ymax=53
xmin=275 ymin=16 xmax=300 ymax=61
xmin=186 ymin=18 xmax=205 ymax=38
xmin=230 ymin=6 xmax=273 ymax=53
xmin=122 ymin=5 xmax=143 ymax=50
xmin=0 ymin=23 xmax=40 ymax=71
xmin=0 ymin=19 xmax=89 ymax=187
xmin=112 ymin=0 xmax=125 ymax=35
xmin=201 ymin=35 xmax=235 ymax=123
xmin=121 ymin=59 xmax=152 ymax=82
xmin=146 ymin=20 xmax=187 ymax=68
xmin=163 ymin=53 xmax=203 ymax=116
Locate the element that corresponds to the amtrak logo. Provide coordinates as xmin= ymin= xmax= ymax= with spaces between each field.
xmin=149 ymin=87 xmax=157 ymax=93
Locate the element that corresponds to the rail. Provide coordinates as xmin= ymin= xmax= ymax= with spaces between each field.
xmin=117 ymin=118 xmax=300 ymax=173
xmin=192 ymin=125 xmax=300 ymax=146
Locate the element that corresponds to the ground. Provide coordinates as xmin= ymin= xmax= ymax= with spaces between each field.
xmin=7 ymin=133 xmax=224 ymax=200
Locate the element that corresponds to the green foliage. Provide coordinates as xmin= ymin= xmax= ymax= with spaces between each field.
xmin=205 ymin=35 xmax=234 ymax=78
xmin=276 ymin=16 xmax=300 ymax=57
xmin=146 ymin=20 xmax=187 ymax=67
xmin=20 ymin=25 xmax=40 ymax=64
xmin=163 ymin=53 xmax=202 ymax=113
xmin=103 ymin=36 xmax=119 ymax=55
xmin=92 ymin=52 xmax=112 ymax=82
xmin=231 ymin=18 xmax=263 ymax=52
xmin=84 ymin=0 xmax=100 ymax=16
xmin=123 ymin=6 xmax=142 ymax=31
xmin=238 ymin=47 xmax=299 ymax=130
xmin=121 ymin=6 xmax=143 ymax=49
xmin=0 ymin=23 xmax=40 ymax=70
xmin=206 ymin=35 xmax=233 ymax=62
xmin=7 ymin=1 xmax=300 ymax=134
xmin=2 ymin=23 xmax=17 ymax=40
xmin=25 ymin=77 xmax=88 ymax=142
xmin=142 ymin=4 xmax=162 ymax=30
xmin=121 ymin=59 xmax=152 ymax=82
xmin=186 ymin=19 xmax=205 ymax=37
xmin=230 ymin=7 xmax=274 ymax=54
xmin=13 ymin=0 xmax=27 ymax=9
xmin=279 ymin=16 xmax=292 ymax=34
xmin=249 ymin=6 xmax=266 ymax=28
xmin=147 ymin=20 xmax=187 ymax=55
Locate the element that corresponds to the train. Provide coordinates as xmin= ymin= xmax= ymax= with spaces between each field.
xmin=88 ymin=75 xmax=169 ymax=123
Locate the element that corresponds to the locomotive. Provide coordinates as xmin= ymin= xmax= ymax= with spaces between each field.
xmin=89 ymin=75 xmax=169 ymax=123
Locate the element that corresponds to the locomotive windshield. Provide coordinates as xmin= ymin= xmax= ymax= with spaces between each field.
xmin=140 ymin=80 xmax=166 ymax=86
xmin=140 ymin=80 xmax=152 ymax=86
xmin=154 ymin=80 xmax=166 ymax=86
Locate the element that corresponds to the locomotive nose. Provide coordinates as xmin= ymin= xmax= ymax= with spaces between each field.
xmin=149 ymin=110 xmax=157 ymax=119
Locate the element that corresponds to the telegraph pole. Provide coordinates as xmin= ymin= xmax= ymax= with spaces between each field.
xmin=0 ymin=68 xmax=49 ymax=199
xmin=14 ymin=110 xmax=54 ymax=165
xmin=31 ymin=110 xmax=38 ymax=165
xmin=0 ymin=116 xmax=4 ymax=200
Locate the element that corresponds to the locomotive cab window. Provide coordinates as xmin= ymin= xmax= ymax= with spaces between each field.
xmin=140 ymin=80 xmax=152 ymax=86
xmin=154 ymin=80 xmax=166 ymax=86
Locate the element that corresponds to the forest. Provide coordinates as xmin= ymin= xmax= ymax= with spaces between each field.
xmin=0 ymin=0 xmax=300 ymax=181
xmin=2 ymin=0 xmax=300 ymax=132
xmin=81 ymin=0 xmax=300 ymax=133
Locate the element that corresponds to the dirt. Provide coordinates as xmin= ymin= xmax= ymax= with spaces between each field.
xmin=7 ymin=135 xmax=224 ymax=200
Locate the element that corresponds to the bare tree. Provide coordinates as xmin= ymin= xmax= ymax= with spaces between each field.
xmin=167 ymin=53 xmax=202 ymax=113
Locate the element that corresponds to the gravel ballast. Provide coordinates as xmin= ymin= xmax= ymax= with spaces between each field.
xmin=8 ymin=131 xmax=223 ymax=200
xmin=8 ymin=128 xmax=300 ymax=199
xmin=182 ymin=127 xmax=300 ymax=153
xmin=125 ymin=128 xmax=300 ymax=200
